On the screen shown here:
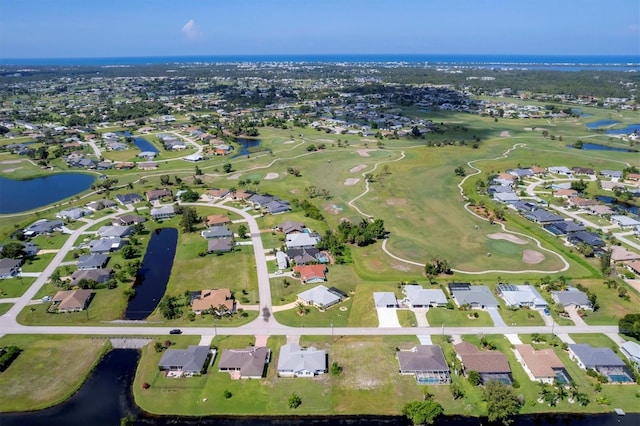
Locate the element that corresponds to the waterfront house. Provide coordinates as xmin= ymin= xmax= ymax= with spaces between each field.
xmin=454 ymin=342 xmax=511 ymax=384
xmin=77 ymin=254 xmax=108 ymax=270
xmin=89 ymin=238 xmax=124 ymax=254
xmin=568 ymin=344 xmax=633 ymax=383
xmin=397 ymin=345 xmax=450 ymax=384
xmin=218 ymin=347 xmax=270 ymax=379
xmin=150 ymin=205 xmax=175 ymax=220
xmin=70 ymin=268 xmax=112 ymax=288
xmin=513 ymin=344 xmax=570 ymax=384
xmin=277 ymin=343 xmax=327 ymax=378
xmin=207 ymin=238 xmax=234 ymax=253
xmin=158 ymin=345 xmax=211 ymax=376
xmin=201 ymin=226 xmax=233 ymax=240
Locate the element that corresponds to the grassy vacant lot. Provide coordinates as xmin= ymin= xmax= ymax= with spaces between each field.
xmin=575 ymin=279 xmax=640 ymax=325
xmin=427 ymin=307 xmax=493 ymax=327
xmin=20 ymin=252 xmax=55 ymax=272
xmin=0 ymin=335 xmax=108 ymax=412
xmin=0 ymin=277 xmax=36 ymax=298
xmin=134 ymin=334 xmax=423 ymax=416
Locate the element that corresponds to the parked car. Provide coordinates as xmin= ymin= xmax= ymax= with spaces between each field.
xmin=169 ymin=329 xmax=182 ymax=335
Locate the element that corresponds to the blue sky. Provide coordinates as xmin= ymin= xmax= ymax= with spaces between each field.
xmin=0 ymin=0 xmax=638 ymax=58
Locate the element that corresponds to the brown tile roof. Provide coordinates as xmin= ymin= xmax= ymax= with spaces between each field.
xmin=206 ymin=214 xmax=231 ymax=226
xmin=52 ymin=289 xmax=93 ymax=311
xmin=530 ymin=166 xmax=546 ymax=175
xmin=514 ymin=344 xmax=564 ymax=378
xmin=454 ymin=342 xmax=511 ymax=373
xmin=191 ymin=289 xmax=234 ymax=312
xmin=206 ymin=188 xmax=229 ymax=198
xmin=218 ymin=347 xmax=270 ymax=378
xmin=233 ymin=190 xmax=253 ymax=200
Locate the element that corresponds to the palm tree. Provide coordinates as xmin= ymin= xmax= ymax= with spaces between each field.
xmin=295 ymin=302 xmax=307 ymax=316
xmin=253 ymin=179 xmax=260 ymax=193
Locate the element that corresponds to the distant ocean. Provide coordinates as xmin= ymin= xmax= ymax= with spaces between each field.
xmin=0 ymin=54 xmax=638 ymax=71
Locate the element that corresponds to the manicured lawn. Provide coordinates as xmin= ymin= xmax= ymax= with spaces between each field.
xmin=576 ymin=279 xmax=640 ymax=325
xmin=427 ymin=308 xmax=493 ymax=327
xmin=0 ymin=303 xmax=12 ymax=315
xmin=17 ymin=287 xmax=128 ymax=325
xmin=274 ymin=298 xmax=353 ymax=327
xmin=20 ymin=252 xmax=55 ymax=272
xmin=0 ymin=335 xmax=108 ymax=412
xmin=397 ymin=309 xmax=417 ymax=327
xmin=0 ymin=277 xmax=36 ymax=298
xmin=568 ymin=333 xmax=616 ymax=348
xmin=32 ymin=231 xmax=71 ymax=249
xmin=499 ymin=307 xmax=545 ymax=326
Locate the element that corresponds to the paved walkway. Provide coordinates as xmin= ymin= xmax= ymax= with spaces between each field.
xmin=20 ymin=272 xmax=41 ymax=278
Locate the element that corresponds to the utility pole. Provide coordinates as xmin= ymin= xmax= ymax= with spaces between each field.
xmin=331 ymin=322 xmax=334 ymax=341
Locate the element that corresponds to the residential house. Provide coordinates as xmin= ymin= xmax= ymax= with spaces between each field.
xmin=567 ymin=230 xmax=605 ymax=249
xmin=553 ymin=188 xmax=578 ymax=199
xmin=113 ymin=215 xmax=146 ymax=226
xmin=97 ymin=225 xmax=133 ymax=239
xmin=138 ymin=161 xmax=159 ymax=170
xmin=190 ymin=289 xmax=235 ymax=315
xmin=610 ymin=246 xmax=640 ymax=262
xmin=286 ymin=233 xmax=320 ymax=250
xmin=551 ymin=287 xmax=592 ymax=310
xmin=588 ymin=205 xmax=614 ymax=216
xmin=454 ymin=342 xmax=512 ymax=384
xmin=403 ymin=285 xmax=448 ymax=308
xmin=115 ymin=193 xmax=143 ymax=205
xmin=86 ymin=199 xmax=117 ymax=212
xmin=397 ymin=345 xmax=450 ymax=384
xmin=373 ymin=292 xmax=398 ymax=308
xmin=158 ymin=345 xmax=211 ymax=376
xmin=232 ymin=190 xmax=253 ymax=201
xmin=493 ymin=192 xmax=520 ymax=204
xmin=568 ymin=196 xmax=598 ymax=210
xmin=51 ymin=289 xmax=93 ymax=312
xmin=201 ymin=226 xmax=233 ymax=239
xmin=293 ymin=264 xmax=327 ymax=284
xmin=24 ymin=219 xmax=64 ymax=237
xmin=572 ymin=167 xmax=595 ymax=176
xmin=620 ymin=341 xmax=640 ymax=367
xmin=278 ymin=221 xmax=305 ymax=234
xmin=297 ymin=285 xmax=341 ymax=309
xmin=611 ymin=215 xmax=640 ymax=229
xmin=89 ymin=238 xmax=124 ymax=254
xmin=507 ymin=168 xmax=534 ymax=178
xmin=207 ymin=238 xmax=234 ymax=253
xmin=547 ymin=166 xmax=573 ymax=176
xmin=600 ymin=181 xmax=625 ymax=191
xmin=286 ymin=247 xmax=328 ymax=265
xmin=77 ymin=254 xmax=108 ymax=270
xmin=150 ymin=205 xmax=176 ymax=220
xmin=146 ymin=189 xmax=172 ymax=202
xmin=218 ymin=347 xmax=270 ymax=379
xmin=600 ymin=170 xmax=623 ymax=180
xmin=203 ymin=189 xmax=230 ymax=200
xmin=448 ymin=283 xmax=499 ymax=309
xmin=70 ymin=268 xmax=112 ymax=288
xmin=543 ymin=220 xmax=585 ymax=236
xmin=56 ymin=207 xmax=90 ymax=220
xmin=496 ymin=284 xmax=547 ymax=309
xmin=626 ymin=260 xmax=640 ymax=276
xmin=0 ymin=258 xmax=21 ymax=278
xmin=277 ymin=343 xmax=327 ymax=377
xmin=568 ymin=344 xmax=633 ymax=383
xmin=21 ymin=242 xmax=38 ymax=257
xmin=206 ymin=214 xmax=231 ymax=227
xmin=264 ymin=199 xmax=291 ymax=215
xmin=514 ymin=344 xmax=569 ymax=384
xmin=523 ymin=209 xmax=566 ymax=224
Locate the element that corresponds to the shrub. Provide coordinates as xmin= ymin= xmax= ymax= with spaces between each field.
xmin=142 ymin=382 xmax=150 ymax=389
xmin=223 ymin=389 xmax=233 ymax=399
xmin=288 ymin=393 xmax=302 ymax=409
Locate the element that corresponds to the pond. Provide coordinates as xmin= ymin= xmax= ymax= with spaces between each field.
xmin=585 ymin=120 xmax=620 ymax=128
xmin=1 ymin=348 xmax=638 ymax=426
xmin=231 ymin=137 xmax=262 ymax=158
xmin=133 ymin=137 xmax=159 ymax=153
xmin=605 ymin=123 xmax=640 ymax=135
xmin=0 ymin=173 xmax=95 ymax=214
xmin=568 ymin=143 xmax=638 ymax=153
xmin=124 ymin=228 xmax=178 ymax=320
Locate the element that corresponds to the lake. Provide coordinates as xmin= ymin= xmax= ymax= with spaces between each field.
xmin=124 ymin=228 xmax=177 ymax=320
xmin=597 ymin=195 xmax=639 ymax=216
xmin=605 ymin=124 xmax=640 ymax=135
xmin=0 ymin=173 xmax=95 ymax=214
xmin=231 ymin=137 xmax=262 ymax=158
xmin=586 ymin=120 xmax=620 ymax=129
xmin=569 ymin=143 xmax=638 ymax=153
xmin=1 ymin=348 xmax=638 ymax=426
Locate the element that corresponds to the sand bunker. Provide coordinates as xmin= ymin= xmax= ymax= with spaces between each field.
xmin=522 ymin=249 xmax=545 ymax=264
xmin=356 ymin=149 xmax=374 ymax=157
xmin=500 ymin=131 xmax=511 ymax=137
xmin=226 ymin=173 xmax=242 ymax=180
xmin=283 ymin=140 xmax=296 ymax=144
xmin=488 ymin=233 xmax=528 ymax=245
xmin=324 ymin=204 xmax=344 ymax=214
xmin=344 ymin=178 xmax=360 ymax=186
xmin=2 ymin=167 xmax=22 ymax=173
xmin=0 ymin=160 xmax=21 ymax=164
xmin=264 ymin=173 xmax=279 ymax=180
xmin=350 ymin=164 xmax=367 ymax=173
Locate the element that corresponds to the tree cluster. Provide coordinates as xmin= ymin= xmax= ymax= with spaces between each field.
xmin=336 ymin=219 xmax=386 ymax=247
xmin=619 ymin=313 xmax=640 ymax=340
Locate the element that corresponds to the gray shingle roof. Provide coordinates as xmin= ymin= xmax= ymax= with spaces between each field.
xmin=277 ymin=344 xmax=326 ymax=374
xmin=158 ymin=345 xmax=210 ymax=374
xmin=569 ymin=344 xmax=625 ymax=368
xmin=397 ymin=345 xmax=449 ymax=372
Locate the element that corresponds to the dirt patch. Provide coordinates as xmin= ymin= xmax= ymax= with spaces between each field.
xmin=487 ymin=233 xmax=528 ymax=245
xmin=226 ymin=173 xmax=242 ymax=180
xmin=356 ymin=149 xmax=374 ymax=157
xmin=283 ymin=140 xmax=296 ymax=144
xmin=500 ymin=131 xmax=511 ymax=137
xmin=344 ymin=178 xmax=360 ymax=186
xmin=318 ymin=139 xmax=334 ymax=142
xmin=392 ymin=261 xmax=413 ymax=272
xmin=522 ymin=249 xmax=545 ymax=264
xmin=361 ymin=138 xmax=377 ymax=142
xmin=0 ymin=160 xmax=22 ymax=164
xmin=386 ymin=198 xmax=407 ymax=206
xmin=2 ymin=167 xmax=22 ymax=173
xmin=323 ymin=203 xmax=344 ymax=214
xmin=264 ymin=172 xmax=279 ymax=180
xmin=349 ymin=164 xmax=367 ymax=173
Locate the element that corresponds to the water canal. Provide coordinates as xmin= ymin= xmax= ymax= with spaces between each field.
xmin=124 ymin=228 xmax=178 ymax=320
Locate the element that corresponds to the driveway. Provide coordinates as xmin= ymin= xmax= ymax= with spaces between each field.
xmin=487 ymin=307 xmax=506 ymax=327
xmin=565 ymin=306 xmax=587 ymax=326
xmin=410 ymin=308 xmax=429 ymax=327
xmin=376 ymin=308 xmax=400 ymax=327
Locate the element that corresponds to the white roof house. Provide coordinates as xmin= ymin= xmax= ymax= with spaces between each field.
xmin=297 ymin=285 xmax=340 ymax=309
xmin=275 ymin=251 xmax=288 ymax=270
xmin=497 ymin=284 xmax=547 ymax=309
xmin=277 ymin=343 xmax=327 ymax=377
xmin=286 ymin=233 xmax=320 ymax=250
xmin=403 ymin=285 xmax=447 ymax=307
xmin=548 ymin=166 xmax=573 ymax=176
xmin=620 ymin=341 xmax=640 ymax=366
xmin=373 ymin=292 xmax=398 ymax=308
xmin=611 ymin=215 xmax=640 ymax=228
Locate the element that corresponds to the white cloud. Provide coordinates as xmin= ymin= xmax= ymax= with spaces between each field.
xmin=181 ymin=19 xmax=203 ymax=41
